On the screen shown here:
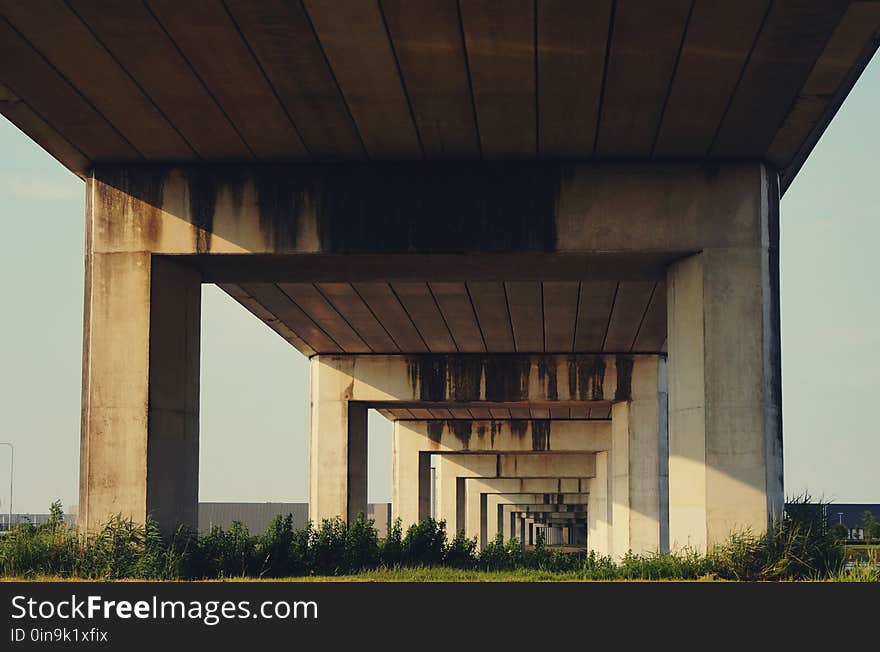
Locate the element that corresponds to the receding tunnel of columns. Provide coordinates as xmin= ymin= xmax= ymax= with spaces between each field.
xmin=383 ymin=409 xmax=607 ymax=547
xmin=491 ymin=493 xmax=590 ymax=548
xmin=310 ymin=353 xmax=667 ymax=555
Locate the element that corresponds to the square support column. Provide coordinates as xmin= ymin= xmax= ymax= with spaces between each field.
xmin=435 ymin=454 xmax=498 ymax=534
xmin=391 ymin=421 xmax=431 ymax=527
xmin=309 ymin=358 xmax=369 ymax=523
xmin=667 ymin=241 xmax=783 ymax=551
xmin=79 ymin=255 xmax=200 ymax=534
xmin=588 ymin=451 xmax=612 ymax=556
xmin=610 ymin=357 xmax=667 ymax=556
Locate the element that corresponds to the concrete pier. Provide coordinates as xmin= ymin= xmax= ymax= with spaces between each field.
xmin=668 ymin=238 xmax=783 ymax=551
xmin=79 ymin=255 xmax=200 ymax=534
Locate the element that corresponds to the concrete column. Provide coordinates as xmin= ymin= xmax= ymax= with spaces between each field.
xmin=588 ymin=451 xmax=612 ymax=556
xmin=79 ymin=255 xmax=200 ymax=534
xmin=391 ymin=421 xmax=431 ymax=528
xmin=667 ymin=187 xmax=783 ymax=551
xmin=309 ymin=358 xmax=368 ymax=523
xmin=435 ymin=454 xmax=497 ymax=534
xmin=610 ymin=356 xmax=666 ymax=556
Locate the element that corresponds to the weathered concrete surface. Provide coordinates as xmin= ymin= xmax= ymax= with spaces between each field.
xmin=395 ymin=419 xmax=611 ymax=454
xmin=588 ymin=452 xmax=612 ymax=557
xmin=463 ymin=475 xmax=594 ymax=546
xmin=309 ymin=358 xmax=367 ymax=522
xmin=312 ymin=352 xmax=628 ymax=523
xmin=611 ymin=356 xmax=667 ymax=556
xmin=435 ymin=454 xmax=498 ymax=534
xmin=88 ymin=163 xmax=768 ymax=258
xmin=77 ymin=150 xmax=784 ymax=554
xmin=392 ymin=419 xmax=609 ymax=527
xmin=666 ymin=170 xmax=783 ymax=551
xmin=433 ymin=454 xmax=595 ymax=543
xmin=497 ymin=497 xmax=589 ymax=541
xmin=79 ymin=254 xmax=200 ymax=533
xmin=492 ymin=495 xmax=588 ymax=541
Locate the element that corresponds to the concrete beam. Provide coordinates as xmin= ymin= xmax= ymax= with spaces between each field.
xmin=395 ymin=418 xmax=611 ymax=453
xmin=89 ymin=162 xmax=768 ymax=259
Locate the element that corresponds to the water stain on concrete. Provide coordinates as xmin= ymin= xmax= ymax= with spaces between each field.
xmin=449 ymin=420 xmax=472 ymax=450
xmin=537 ymin=357 xmax=558 ymax=400
xmin=509 ymin=419 xmax=529 ymax=443
xmin=255 ymin=166 xmax=306 ymax=250
xmin=426 ymin=420 xmax=444 ymax=444
xmin=615 ymin=355 xmax=634 ymax=401
xmin=95 ymin=166 xmax=168 ymax=248
xmin=184 ymin=168 xmax=216 ymax=254
xmin=576 ymin=355 xmax=606 ymax=400
xmin=531 ymin=420 xmax=551 ymax=451
xmin=406 ymin=355 xmax=534 ymax=403
xmin=314 ymin=163 xmax=559 ymax=254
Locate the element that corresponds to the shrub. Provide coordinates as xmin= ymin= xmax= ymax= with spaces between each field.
xmin=342 ymin=513 xmax=380 ymax=573
xmin=309 ymin=517 xmax=348 ymax=575
xmin=478 ymin=533 xmax=523 ymax=570
xmin=258 ymin=514 xmax=296 ymax=578
xmin=862 ymin=511 xmax=880 ymax=541
xmin=830 ymin=523 xmax=849 ymax=541
xmin=402 ymin=517 xmax=447 ymax=567
xmin=708 ymin=495 xmax=844 ymax=581
xmin=194 ymin=521 xmax=258 ymax=579
xmin=444 ymin=528 xmax=477 ymax=568
xmin=579 ymin=550 xmax=618 ymax=580
xmin=380 ymin=518 xmax=404 ymax=567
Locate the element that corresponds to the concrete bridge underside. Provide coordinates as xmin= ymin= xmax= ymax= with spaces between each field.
xmin=2 ymin=2 xmax=876 ymax=557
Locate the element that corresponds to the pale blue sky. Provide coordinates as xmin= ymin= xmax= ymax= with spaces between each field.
xmin=0 ymin=57 xmax=877 ymax=514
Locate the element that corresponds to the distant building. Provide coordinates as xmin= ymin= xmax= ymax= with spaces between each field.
xmin=198 ymin=503 xmax=393 ymax=536
xmin=198 ymin=503 xmax=309 ymax=534
xmin=0 ymin=513 xmax=52 ymax=530
xmin=57 ymin=502 xmax=393 ymax=535
xmin=824 ymin=504 xmax=880 ymax=540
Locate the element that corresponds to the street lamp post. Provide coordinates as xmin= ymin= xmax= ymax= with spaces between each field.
xmin=0 ymin=442 xmax=12 ymax=531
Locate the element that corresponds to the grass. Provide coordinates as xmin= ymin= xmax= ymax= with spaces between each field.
xmin=6 ymin=566 xmax=877 ymax=582
xmin=0 ymin=568 xmax=708 ymax=582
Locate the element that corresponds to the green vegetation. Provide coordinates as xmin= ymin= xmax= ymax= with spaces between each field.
xmin=0 ymin=500 xmax=877 ymax=581
xmin=861 ymin=510 xmax=880 ymax=540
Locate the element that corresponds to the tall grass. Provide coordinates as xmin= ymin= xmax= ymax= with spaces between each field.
xmin=0 ymin=500 xmax=875 ymax=581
